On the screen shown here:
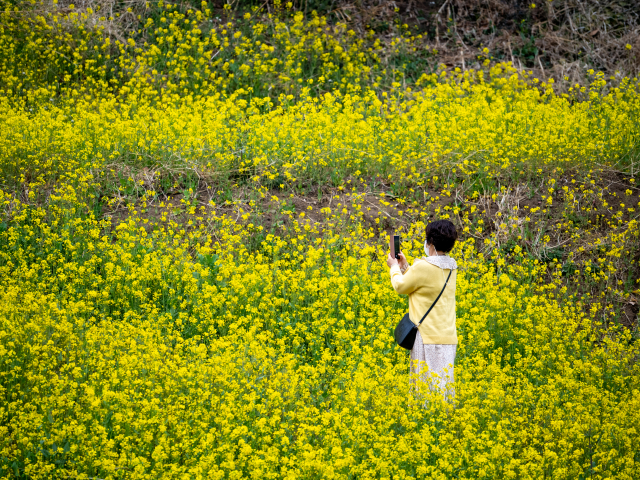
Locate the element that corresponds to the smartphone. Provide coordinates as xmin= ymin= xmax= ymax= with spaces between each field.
xmin=390 ymin=234 xmax=400 ymax=259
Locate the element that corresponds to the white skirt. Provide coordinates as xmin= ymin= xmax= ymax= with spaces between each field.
xmin=410 ymin=331 xmax=457 ymax=401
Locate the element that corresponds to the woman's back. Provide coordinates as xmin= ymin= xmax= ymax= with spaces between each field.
xmin=390 ymin=257 xmax=457 ymax=345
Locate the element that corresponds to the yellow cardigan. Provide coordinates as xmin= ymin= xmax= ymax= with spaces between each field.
xmin=389 ymin=258 xmax=457 ymax=345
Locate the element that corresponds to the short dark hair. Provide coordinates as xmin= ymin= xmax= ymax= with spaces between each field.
xmin=426 ymin=220 xmax=458 ymax=253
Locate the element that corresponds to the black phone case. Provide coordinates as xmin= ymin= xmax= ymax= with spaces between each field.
xmin=394 ymin=236 xmax=400 ymax=259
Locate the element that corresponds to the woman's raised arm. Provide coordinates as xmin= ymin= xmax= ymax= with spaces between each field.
xmin=389 ymin=256 xmax=422 ymax=295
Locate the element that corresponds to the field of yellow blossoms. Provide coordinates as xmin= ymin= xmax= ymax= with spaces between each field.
xmin=1 ymin=0 xmax=640 ymax=478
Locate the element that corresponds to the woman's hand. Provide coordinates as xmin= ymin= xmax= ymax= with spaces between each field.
xmin=387 ymin=252 xmax=409 ymax=270
xmin=397 ymin=252 xmax=409 ymax=271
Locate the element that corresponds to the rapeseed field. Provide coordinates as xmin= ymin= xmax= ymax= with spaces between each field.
xmin=1 ymin=1 xmax=639 ymax=478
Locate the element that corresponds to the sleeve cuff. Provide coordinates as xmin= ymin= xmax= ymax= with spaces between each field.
xmin=389 ymin=264 xmax=401 ymax=276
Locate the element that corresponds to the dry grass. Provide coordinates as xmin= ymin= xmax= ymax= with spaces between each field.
xmin=296 ymin=0 xmax=640 ymax=88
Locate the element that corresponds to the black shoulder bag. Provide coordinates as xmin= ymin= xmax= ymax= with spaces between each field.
xmin=394 ymin=269 xmax=452 ymax=350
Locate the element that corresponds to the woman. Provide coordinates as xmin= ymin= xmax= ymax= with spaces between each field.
xmin=387 ymin=220 xmax=458 ymax=402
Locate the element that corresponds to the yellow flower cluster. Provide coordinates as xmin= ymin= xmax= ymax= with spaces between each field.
xmin=1 ymin=183 xmax=639 ymax=478
xmin=0 ymin=0 xmax=413 ymax=102
xmin=1 ymin=0 xmax=639 ymax=478
xmin=1 ymin=67 xmax=639 ymax=195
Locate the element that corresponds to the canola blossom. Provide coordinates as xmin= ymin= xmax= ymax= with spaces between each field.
xmin=1 ymin=182 xmax=639 ymax=478
xmin=2 ymin=70 xmax=640 ymax=194
xmin=1 ymin=0 xmax=640 ymax=478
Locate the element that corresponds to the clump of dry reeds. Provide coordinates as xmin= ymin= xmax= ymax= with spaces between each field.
xmin=443 ymin=0 xmax=640 ymax=87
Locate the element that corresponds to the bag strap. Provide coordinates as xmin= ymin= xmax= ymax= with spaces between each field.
xmin=417 ymin=269 xmax=452 ymax=326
